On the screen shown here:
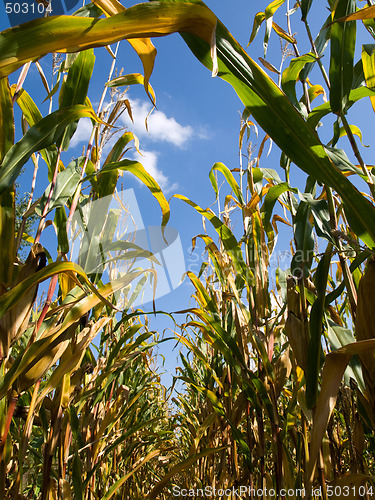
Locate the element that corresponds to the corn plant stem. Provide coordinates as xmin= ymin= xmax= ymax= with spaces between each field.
xmin=35 ymin=146 xmax=63 ymax=244
xmin=302 ymin=412 xmax=310 ymax=493
xmin=32 ymin=143 xmax=66 ymax=335
xmin=0 ymin=395 xmax=17 ymax=462
xmin=66 ymin=44 xmax=119 ymax=236
xmin=286 ymin=1 xmax=311 ymax=113
xmin=66 ymin=129 xmax=95 ymax=236
xmin=13 ymin=379 xmax=41 ymax=497
xmin=11 ymin=62 xmax=31 ymax=106
xmin=15 ymin=153 xmax=39 ymax=254
xmin=298 ymin=1 xmax=331 ymax=89
xmin=339 ymin=112 xmax=375 ymax=200
xmin=97 ymin=42 xmax=120 ymax=116
xmin=318 ymin=449 xmax=328 ymax=500
xmin=41 ymin=397 xmax=63 ymax=500
xmin=269 ymin=384 xmax=283 ymax=497
xmin=326 ymin=186 xmax=357 ymax=317
xmin=33 ymin=273 xmax=59 ymax=340
xmin=257 ymin=408 xmax=265 ymax=493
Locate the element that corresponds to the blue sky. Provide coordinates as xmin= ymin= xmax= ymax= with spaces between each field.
xmin=2 ymin=0 xmax=375 ymax=385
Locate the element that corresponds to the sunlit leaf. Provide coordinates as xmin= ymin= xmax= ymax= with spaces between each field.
xmin=0 ymin=2 xmax=217 ymax=78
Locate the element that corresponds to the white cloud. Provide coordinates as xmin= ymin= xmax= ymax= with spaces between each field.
xmin=133 ymin=149 xmax=178 ymax=194
xmin=69 ymin=99 xmax=207 ymax=152
xmin=123 ymin=99 xmax=194 ymax=148
xmin=69 ymin=118 xmax=93 ymax=149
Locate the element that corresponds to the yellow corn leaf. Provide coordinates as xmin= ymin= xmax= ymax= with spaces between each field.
xmin=307 ymin=338 xmax=375 ymax=492
xmin=331 ymin=473 xmax=375 ymax=499
xmin=338 ymin=124 xmax=369 ymax=147
xmin=147 ymin=447 xmax=227 ymax=499
xmin=0 ymin=3 xmax=217 ymax=79
xmin=308 ymin=84 xmax=326 ymax=103
xmin=92 ymin=0 xmax=157 ymax=104
xmin=92 ymin=0 xmax=124 ymax=16
xmin=338 ymin=5 xmax=375 ymax=22
xmin=362 ymin=44 xmax=375 ymax=112
xmin=272 ymin=21 xmax=296 ymax=44
xmin=248 ymin=12 xmax=266 ymax=45
xmin=0 ymin=244 xmax=45 ymax=359
xmin=35 ymin=317 xmax=110 ymax=406
xmin=103 ymin=449 xmax=162 ymax=499
xmin=265 ymin=0 xmax=287 ymax=18
xmin=106 ymin=73 xmax=156 ymax=104
xmin=258 ymin=56 xmax=280 ymax=74
xmin=0 ymin=269 xmax=149 ymax=399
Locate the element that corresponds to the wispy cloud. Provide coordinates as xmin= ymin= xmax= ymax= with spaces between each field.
xmin=123 ymin=99 xmax=194 ymax=148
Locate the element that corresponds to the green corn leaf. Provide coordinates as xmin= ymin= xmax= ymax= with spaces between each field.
xmin=326 ymin=318 xmax=365 ymax=394
xmin=0 ymin=77 xmax=15 ymax=287
xmin=329 ymin=0 xmax=356 ymax=114
xmin=98 ymin=159 xmax=170 ymax=228
xmin=72 ymin=451 xmax=83 ymax=500
xmin=265 ymin=0 xmax=287 ymax=19
xmin=281 ymin=53 xmax=316 ymax=109
xmin=301 ymin=0 xmax=313 ymax=21
xmin=291 ymin=200 xmax=314 ymax=278
xmin=59 ymin=50 xmax=95 ymax=109
xmin=209 ymin=161 xmax=244 ymax=204
xmin=36 ymin=157 xmax=83 ymax=216
xmin=54 ymin=207 xmax=69 ymax=254
xmin=58 ymin=49 xmax=95 ymax=150
xmin=11 ymin=86 xmax=63 ymax=178
xmin=333 ymin=124 xmax=369 ymax=148
xmin=298 ymin=191 xmax=334 ymax=244
xmin=178 ymin=8 xmax=375 ymax=246
xmin=103 ymin=132 xmax=138 ymax=165
xmin=306 ymin=243 xmax=333 ymax=409
xmin=326 ymin=250 xmax=370 ymax=305
xmin=307 ymin=86 xmax=375 ymax=129
xmin=262 ymin=182 xmax=296 ymax=229
xmin=0 ymin=78 xmax=14 ymax=161
xmin=174 ymin=194 xmax=249 ymax=278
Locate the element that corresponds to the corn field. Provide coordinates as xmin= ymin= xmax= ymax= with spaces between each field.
xmin=1 ymin=0 xmax=375 ymax=498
